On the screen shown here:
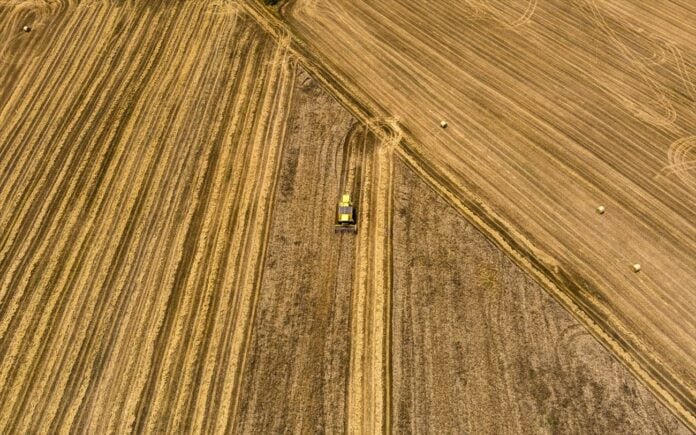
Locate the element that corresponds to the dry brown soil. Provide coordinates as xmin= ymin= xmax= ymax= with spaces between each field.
xmin=392 ymin=158 xmax=688 ymax=434
xmin=234 ymin=68 xmax=357 ymax=433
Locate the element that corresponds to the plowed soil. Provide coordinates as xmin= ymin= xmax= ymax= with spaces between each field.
xmin=392 ymin=158 xmax=688 ymax=434
xmin=235 ymin=68 xmax=357 ymax=433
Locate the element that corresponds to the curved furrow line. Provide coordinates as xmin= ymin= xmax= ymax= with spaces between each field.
xmin=481 ymin=0 xmax=538 ymax=28
xmin=0 ymin=0 xmax=67 ymax=67
xmin=666 ymin=42 xmax=696 ymax=105
xmin=664 ymin=136 xmax=696 ymax=189
xmin=585 ymin=0 xmax=677 ymax=127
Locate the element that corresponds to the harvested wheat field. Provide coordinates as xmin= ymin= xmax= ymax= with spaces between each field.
xmin=234 ymin=68 xmax=359 ymax=433
xmin=266 ymin=0 xmax=696 ymax=427
xmin=0 ymin=1 xmax=300 ymax=432
xmin=0 ymin=0 xmax=694 ymax=433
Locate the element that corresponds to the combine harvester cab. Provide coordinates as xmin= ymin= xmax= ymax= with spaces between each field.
xmin=335 ymin=193 xmax=357 ymax=233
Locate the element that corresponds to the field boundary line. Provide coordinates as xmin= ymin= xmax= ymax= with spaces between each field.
xmin=394 ymin=143 xmax=696 ymax=430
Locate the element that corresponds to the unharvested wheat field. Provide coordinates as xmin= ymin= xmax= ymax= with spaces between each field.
xmin=0 ymin=0 xmax=694 ymax=433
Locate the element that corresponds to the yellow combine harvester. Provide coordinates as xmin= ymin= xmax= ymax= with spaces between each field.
xmin=335 ymin=193 xmax=357 ymax=233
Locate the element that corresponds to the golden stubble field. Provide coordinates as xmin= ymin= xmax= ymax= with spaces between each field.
xmin=272 ymin=0 xmax=696 ymax=426
xmin=0 ymin=0 xmax=693 ymax=433
xmin=0 ymin=1 xmax=297 ymax=431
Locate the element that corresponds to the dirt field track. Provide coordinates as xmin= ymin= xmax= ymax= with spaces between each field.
xmin=0 ymin=0 xmax=694 ymax=433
